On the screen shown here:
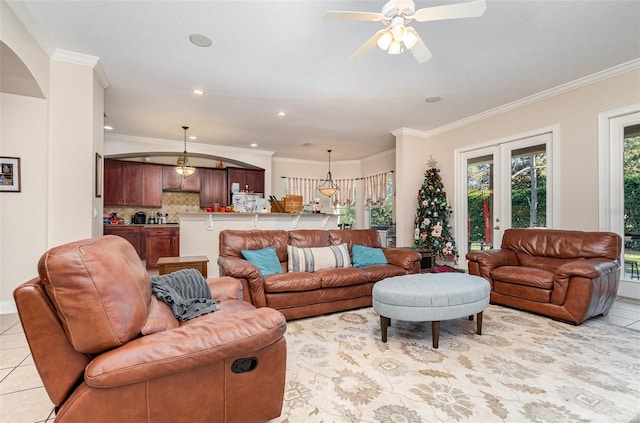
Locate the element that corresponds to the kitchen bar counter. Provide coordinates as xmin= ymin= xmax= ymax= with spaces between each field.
xmin=179 ymin=212 xmax=340 ymax=277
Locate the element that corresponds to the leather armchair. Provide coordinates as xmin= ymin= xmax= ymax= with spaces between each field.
xmin=13 ymin=235 xmax=287 ymax=423
xmin=466 ymin=228 xmax=622 ymax=324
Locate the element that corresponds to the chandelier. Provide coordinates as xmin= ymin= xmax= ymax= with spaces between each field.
xmin=175 ymin=125 xmax=196 ymax=177
xmin=318 ymin=149 xmax=339 ymax=197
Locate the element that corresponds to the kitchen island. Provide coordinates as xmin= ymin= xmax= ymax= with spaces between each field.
xmin=179 ymin=212 xmax=340 ymax=277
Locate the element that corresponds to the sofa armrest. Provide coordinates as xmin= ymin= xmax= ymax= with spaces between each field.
xmin=217 ymin=256 xmax=267 ymax=307
xmin=85 ymin=307 xmax=286 ymax=388
xmin=551 ymin=258 xmax=621 ymax=305
xmin=207 ymin=276 xmax=243 ymax=301
xmin=466 ymin=249 xmax=519 ymax=282
xmin=382 ymin=248 xmax=422 ymax=273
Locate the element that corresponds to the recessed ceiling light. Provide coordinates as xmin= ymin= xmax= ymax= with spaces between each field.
xmin=425 ymin=96 xmax=442 ymax=103
xmin=189 ymin=136 xmax=197 ymax=140
xmin=250 ymin=143 xmax=258 ymax=147
xmin=189 ymin=33 xmax=212 ymax=47
xmin=277 ymin=111 xmax=286 ymax=117
xmin=192 ymin=89 xmax=205 ymax=96
xmin=104 ymin=125 xmax=113 ymax=130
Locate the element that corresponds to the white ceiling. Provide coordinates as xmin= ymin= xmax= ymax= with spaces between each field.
xmin=7 ymin=0 xmax=640 ymax=161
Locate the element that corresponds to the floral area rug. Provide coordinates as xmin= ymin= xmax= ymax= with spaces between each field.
xmin=270 ymin=304 xmax=640 ymax=423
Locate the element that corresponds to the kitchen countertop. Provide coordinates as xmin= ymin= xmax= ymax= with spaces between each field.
xmin=103 ymin=223 xmax=180 ymax=227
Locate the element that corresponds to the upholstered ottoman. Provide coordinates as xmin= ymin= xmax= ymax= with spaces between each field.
xmin=372 ymin=273 xmax=491 ymax=348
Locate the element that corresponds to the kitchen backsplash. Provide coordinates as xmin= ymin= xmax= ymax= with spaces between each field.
xmin=105 ymin=192 xmax=201 ymax=224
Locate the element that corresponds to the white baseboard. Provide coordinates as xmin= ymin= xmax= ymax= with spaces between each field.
xmin=618 ymin=280 xmax=640 ymax=300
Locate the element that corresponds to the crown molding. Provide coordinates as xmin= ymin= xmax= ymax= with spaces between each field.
xmin=106 ymin=133 xmax=275 ymax=157
xmin=394 ymin=58 xmax=640 ymax=140
xmin=51 ymin=48 xmax=111 ymax=88
xmin=4 ymin=0 xmax=53 ymax=56
xmin=272 ymin=156 xmax=361 ymax=166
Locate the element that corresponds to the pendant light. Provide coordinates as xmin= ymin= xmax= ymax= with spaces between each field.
xmin=318 ymin=149 xmax=339 ymax=197
xmin=175 ymin=125 xmax=196 ymax=177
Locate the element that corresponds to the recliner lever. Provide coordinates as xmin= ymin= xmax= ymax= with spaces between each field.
xmin=231 ymin=357 xmax=258 ymax=373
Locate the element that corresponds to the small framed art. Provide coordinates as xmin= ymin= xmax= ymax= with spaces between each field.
xmin=0 ymin=157 xmax=21 ymax=192
xmin=95 ymin=153 xmax=103 ymax=198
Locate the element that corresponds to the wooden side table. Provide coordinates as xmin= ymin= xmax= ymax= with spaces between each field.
xmin=157 ymin=255 xmax=209 ymax=277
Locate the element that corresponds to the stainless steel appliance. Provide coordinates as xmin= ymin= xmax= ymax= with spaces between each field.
xmin=231 ymin=193 xmax=264 ymax=212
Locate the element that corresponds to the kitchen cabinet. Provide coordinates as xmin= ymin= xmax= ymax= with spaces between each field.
xmin=141 ymin=164 xmax=163 ymax=206
xmin=199 ymin=168 xmax=229 ymax=208
xmin=103 ymin=160 xmax=162 ymax=207
xmin=103 ymin=226 xmax=143 ymax=259
xmin=144 ymin=226 xmax=180 ymax=269
xmin=227 ymin=168 xmax=265 ymax=195
xmin=104 ymin=159 xmax=141 ymax=206
xmin=163 ymin=166 xmax=201 ymax=192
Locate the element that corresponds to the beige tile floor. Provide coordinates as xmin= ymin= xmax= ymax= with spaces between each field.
xmin=1 ymin=297 xmax=639 ymax=423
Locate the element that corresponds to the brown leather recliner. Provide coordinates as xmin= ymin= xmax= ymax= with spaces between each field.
xmin=466 ymin=228 xmax=622 ymax=324
xmin=13 ymin=235 xmax=287 ymax=423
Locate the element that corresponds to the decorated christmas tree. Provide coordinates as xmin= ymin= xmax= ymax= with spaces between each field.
xmin=413 ymin=156 xmax=458 ymax=261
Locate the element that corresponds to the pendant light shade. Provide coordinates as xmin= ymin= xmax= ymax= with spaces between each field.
xmin=175 ymin=125 xmax=196 ymax=177
xmin=318 ymin=149 xmax=339 ymax=197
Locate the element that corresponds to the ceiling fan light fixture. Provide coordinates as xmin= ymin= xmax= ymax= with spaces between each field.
xmin=318 ymin=149 xmax=339 ymax=197
xmin=388 ymin=40 xmax=404 ymax=55
xmin=175 ymin=125 xmax=196 ymax=177
xmin=403 ymin=29 xmax=419 ymax=49
xmin=391 ymin=22 xmax=407 ymax=41
xmin=377 ymin=30 xmax=393 ymax=50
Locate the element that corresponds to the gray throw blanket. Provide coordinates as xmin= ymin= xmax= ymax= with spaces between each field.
xmin=150 ymin=269 xmax=219 ymax=322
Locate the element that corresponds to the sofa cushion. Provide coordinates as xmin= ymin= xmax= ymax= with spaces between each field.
xmin=359 ymin=264 xmax=407 ymax=282
xmin=141 ymin=297 xmax=179 ymax=335
xmin=315 ymin=267 xmax=370 ymax=288
xmin=289 ymin=230 xmax=331 ymax=248
xmin=352 ymin=245 xmax=388 ymax=268
xmin=491 ymin=266 xmax=554 ymax=289
xmin=263 ymin=272 xmax=322 ymax=292
xmin=38 ymin=236 xmax=151 ymax=354
xmin=287 ymin=244 xmax=350 ymax=272
xmin=329 ymin=229 xmax=382 ymax=251
xmin=242 ymin=246 xmax=283 ymax=276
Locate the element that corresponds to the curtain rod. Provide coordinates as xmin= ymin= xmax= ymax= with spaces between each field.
xmin=280 ymin=170 xmax=394 ymax=180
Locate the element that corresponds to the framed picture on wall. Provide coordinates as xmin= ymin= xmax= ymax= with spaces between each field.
xmin=95 ymin=153 xmax=103 ymax=198
xmin=0 ymin=157 xmax=21 ymax=192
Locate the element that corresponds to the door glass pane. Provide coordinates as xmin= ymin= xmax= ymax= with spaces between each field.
xmin=510 ymin=144 xmax=546 ymax=228
xmin=467 ymin=155 xmax=493 ymax=251
xmin=624 ymin=124 xmax=640 ymax=280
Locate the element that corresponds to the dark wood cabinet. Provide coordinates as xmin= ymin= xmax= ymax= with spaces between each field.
xmin=162 ymin=166 xmax=201 ymax=192
xmin=227 ymin=168 xmax=265 ymax=197
xmin=144 ymin=226 xmax=179 ymax=269
xmin=104 ymin=159 xmax=140 ymax=206
xmin=103 ymin=226 xmax=143 ymax=259
xmin=103 ymin=160 xmax=162 ymax=207
xmin=199 ymin=168 xmax=229 ymax=208
xmin=141 ymin=164 xmax=163 ymax=207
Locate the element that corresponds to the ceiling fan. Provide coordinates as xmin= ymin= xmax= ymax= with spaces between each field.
xmin=324 ymin=0 xmax=487 ymax=63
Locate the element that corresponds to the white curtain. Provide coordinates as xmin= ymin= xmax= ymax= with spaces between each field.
xmin=333 ymin=178 xmax=355 ymax=206
xmin=286 ymin=177 xmax=320 ymax=204
xmin=362 ymin=172 xmax=387 ymax=204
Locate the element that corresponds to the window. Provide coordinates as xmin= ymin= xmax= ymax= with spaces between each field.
xmin=369 ymin=173 xmax=393 ymax=228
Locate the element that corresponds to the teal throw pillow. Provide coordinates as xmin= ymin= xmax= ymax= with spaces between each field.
xmin=241 ymin=246 xmax=283 ymax=276
xmin=352 ymin=244 xmax=388 ymax=268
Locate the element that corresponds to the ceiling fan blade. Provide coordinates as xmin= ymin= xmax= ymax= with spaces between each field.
xmin=414 ymin=0 xmax=487 ymax=22
xmin=324 ymin=11 xmax=383 ymax=21
xmin=407 ymin=28 xmax=432 ymax=63
xmin=348 ymin=29 xmax=388 ymax=63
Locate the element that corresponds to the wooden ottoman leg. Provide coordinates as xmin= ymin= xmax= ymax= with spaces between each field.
xmin=432 ymin=321 xmax=440 ymax=349
xmin=476 ymin=311 xmax=483 ymax=335
xmin=380 ymin=316 xmax=390 ymax=343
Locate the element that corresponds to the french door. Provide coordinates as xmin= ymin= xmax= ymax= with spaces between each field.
xmin=455 ymin=130 xmax=555 ymax=264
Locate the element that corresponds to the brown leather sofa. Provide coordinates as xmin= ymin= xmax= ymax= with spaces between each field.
xmin=218 ymin=229 xmax=421 ymax=320
xmin=466 ymin=228 xmax=622 ymax=324
xmin=13 ymin=235 xmax=287 ymax=423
